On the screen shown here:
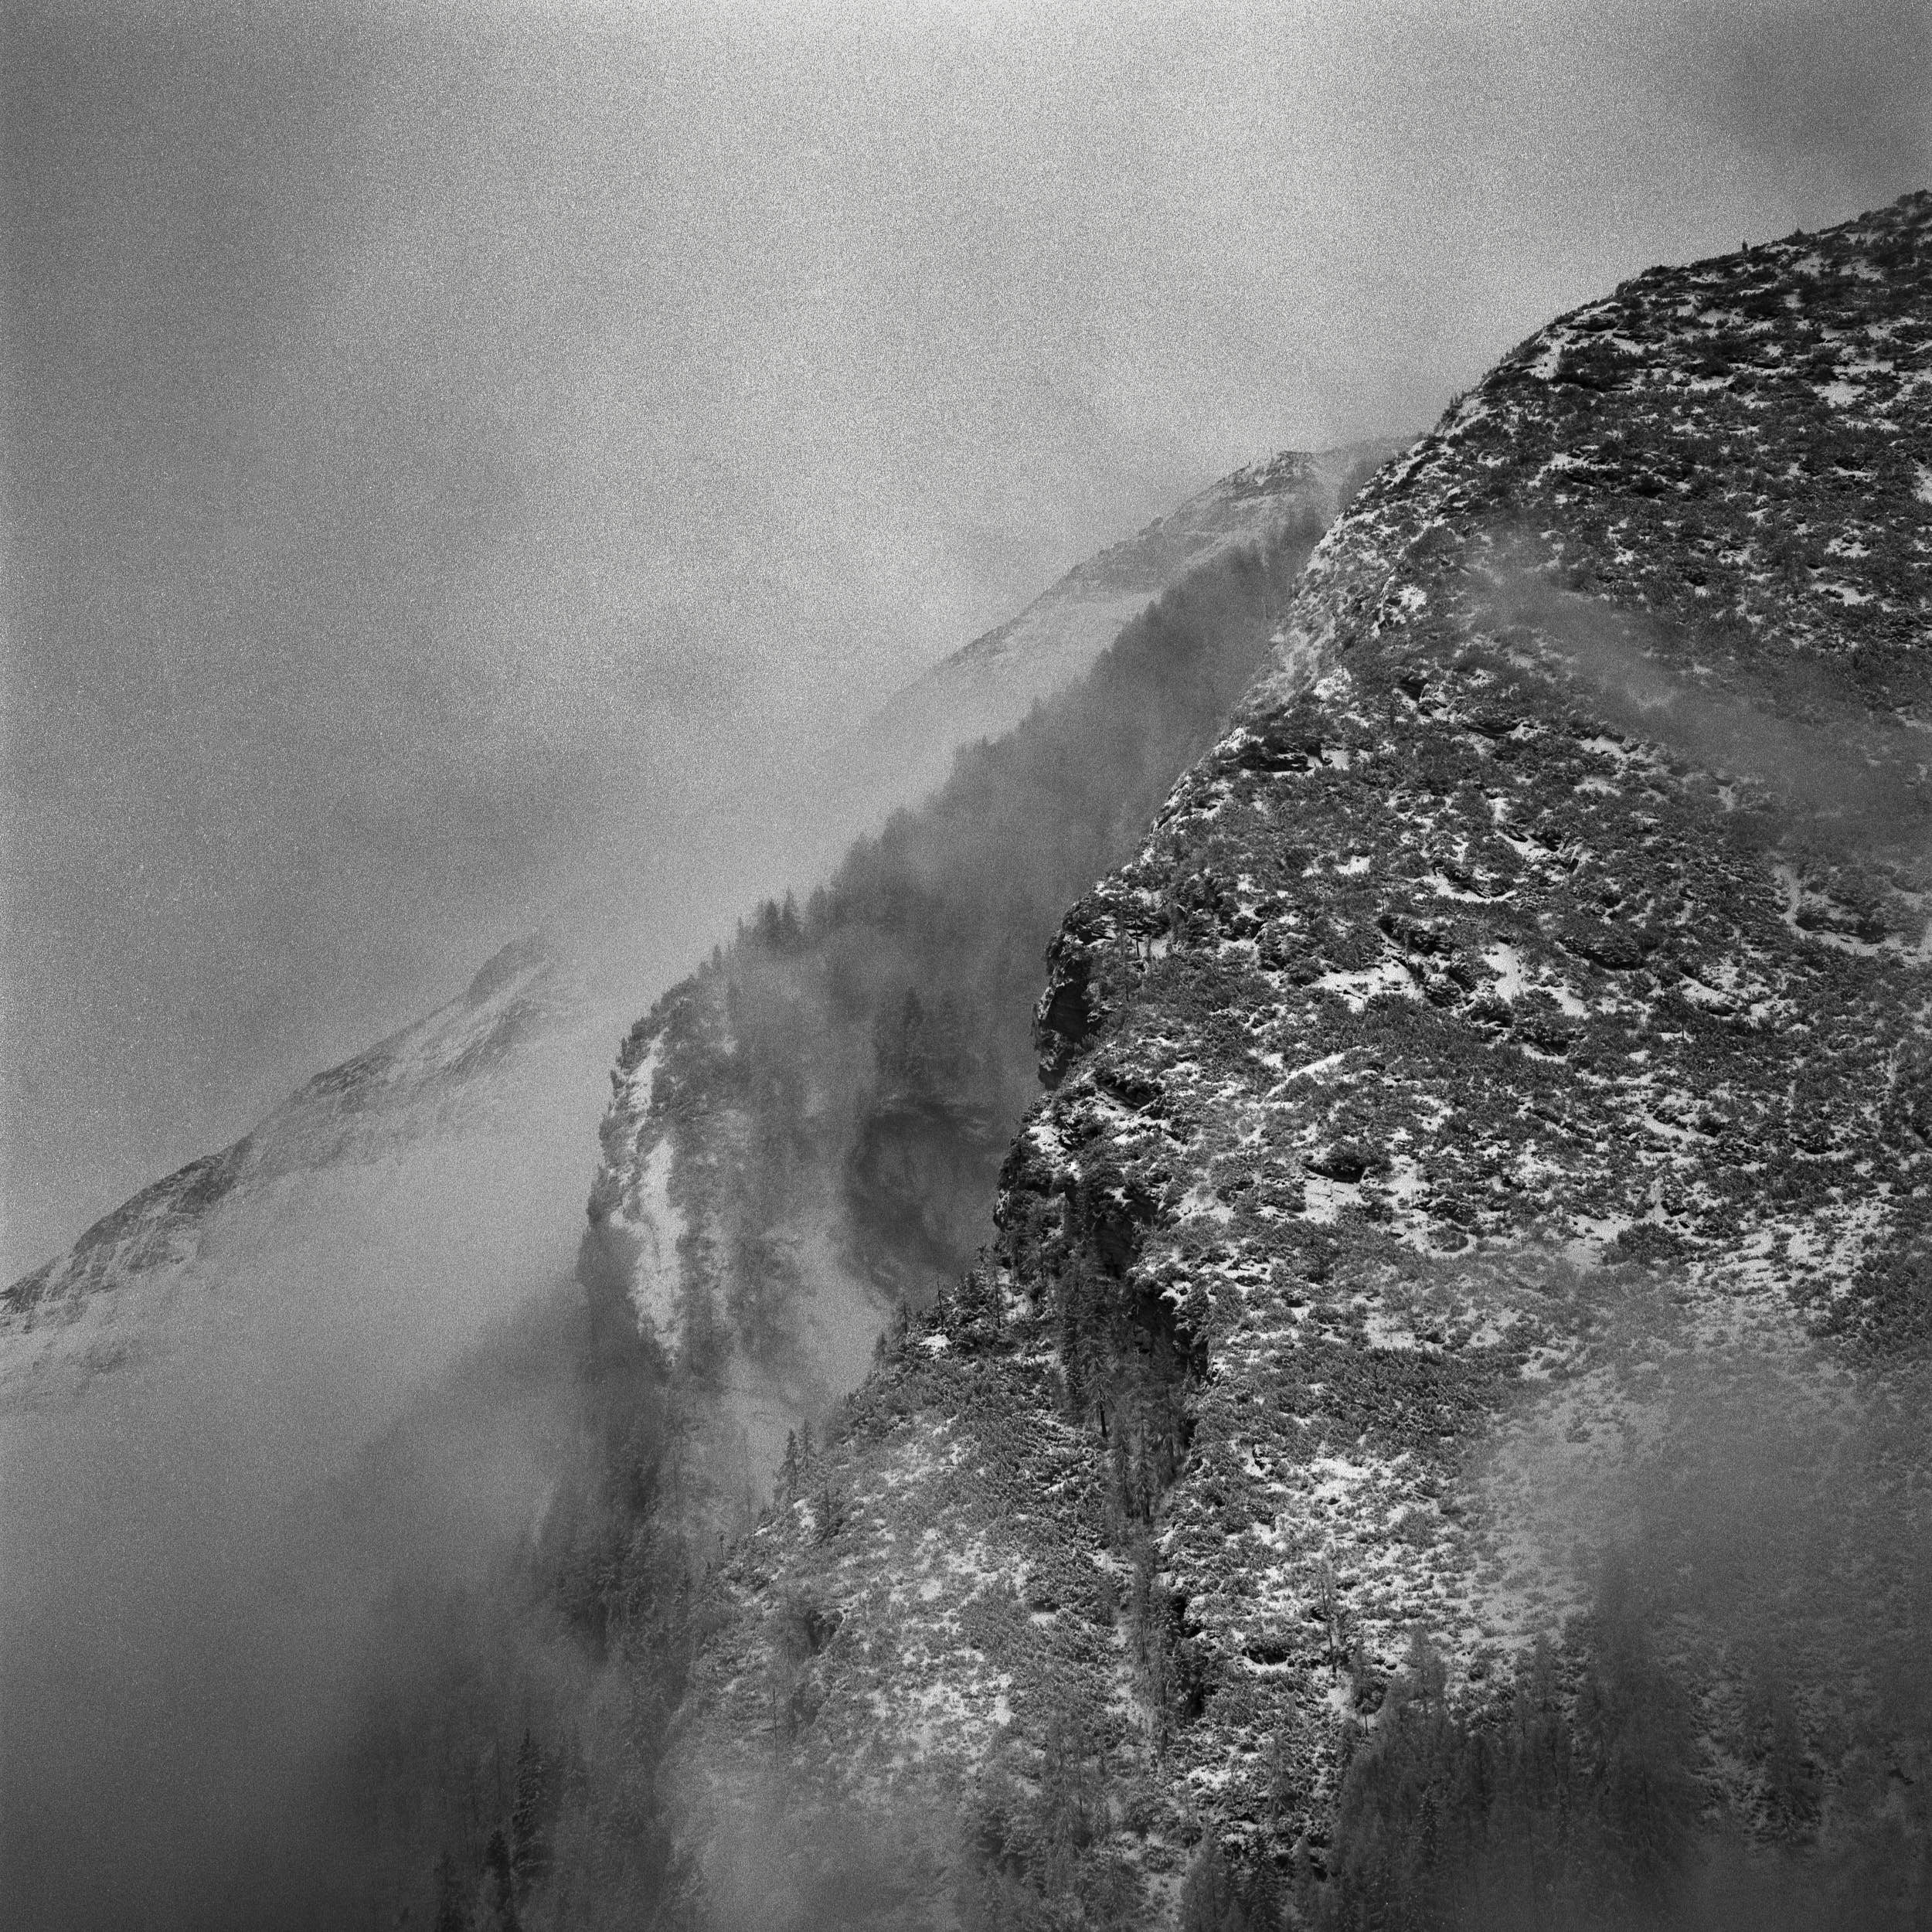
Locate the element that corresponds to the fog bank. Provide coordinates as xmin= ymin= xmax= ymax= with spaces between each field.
xmin=7 ymin=0 xmax=1929 ymax=1278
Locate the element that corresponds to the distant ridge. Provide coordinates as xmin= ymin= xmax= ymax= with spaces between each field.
xmin=0 ymin=934 xmax=596 ymax=1406
xmin=857 ymin=438 xmax=1410 ymax=800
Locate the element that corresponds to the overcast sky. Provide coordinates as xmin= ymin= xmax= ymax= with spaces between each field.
xmin=3 ymin=0 xmax=1927 ymax=1278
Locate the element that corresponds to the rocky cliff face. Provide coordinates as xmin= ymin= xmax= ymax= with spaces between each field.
xmin=664 ymin=193 xmax=1932 ymax=1925
xmin=860 ymin=444 xmax=1406 ymax=802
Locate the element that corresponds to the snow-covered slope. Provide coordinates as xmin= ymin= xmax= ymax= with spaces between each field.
xmin=0 ymin=934 xmax=603 ymax=1415
xmin=664 ymin=192 xmax=1932 ymax=1924
xmin=859 ymin=443 xmax=1407 ymax=801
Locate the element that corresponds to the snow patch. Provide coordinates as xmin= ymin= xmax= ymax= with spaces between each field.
xmin=1315 ymin=958 xmax=1417 ymax=1012
xmin=625 ymin=1127 xmax=685 ymax=1345
xmin=1483 ymin=944 xmax=1586 ymax=1015
xmin=1485 ymin=944 xmax=1528 ymax=999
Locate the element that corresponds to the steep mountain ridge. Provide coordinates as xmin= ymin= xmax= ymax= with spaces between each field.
xmin=663 ymin=192 xmax=1932 ymax=1927
xmin=578 ymin=493 xmax=1369 ymax=1536
xmin=0 ymin=444 xmax=1396 ymax=1930
xmin=4 ymin=444 xmax=1396 ymax=1423
xmin=859 ymin=444 xmax=1406 ymax=801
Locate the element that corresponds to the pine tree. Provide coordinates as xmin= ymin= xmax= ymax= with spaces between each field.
xmin=482 ymin=1828 xmax=522 ymax=1932
xmin=433 ymin=1850 xmax=474 ymax=1932
xmin=510 ymin=1730 xmax=553 ymax=1897
xmin=1179 ymin=1829 xmax=1255 ymax=1931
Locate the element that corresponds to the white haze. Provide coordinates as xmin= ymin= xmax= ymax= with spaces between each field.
xmin=0 ymin=1100 xmax=604 ymax=1927
xmin=5 ymin=0 xmax=1929 ymax=1280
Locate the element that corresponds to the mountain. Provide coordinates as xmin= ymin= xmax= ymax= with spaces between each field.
xmin=658 ymin=192 xmax=1932 ymax=1926
xmin=0 ymin=934 xmax=601 ymax=1414
xmin=578 ymin=496 xmax=1373 ymax=1542
xmin=2 ymin=448 xmax=1372 ymax=1416
xmin=24 ymin=185 xmax=1932 ymax=1930
xmin=859 ymin=444 xmax=1406 ymax=802
xmin=0 ymin=447 xmax=1390 ymax=1928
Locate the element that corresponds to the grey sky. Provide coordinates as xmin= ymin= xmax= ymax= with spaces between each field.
xmin=4 ymin=0 xmax=1927 ymax=1278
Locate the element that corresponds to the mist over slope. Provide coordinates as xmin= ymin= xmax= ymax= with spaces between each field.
xmin=665 ymin=192 xmax=1932 ymax=1927
xmin=578 ymin=450 xmax=1385 ymax=1536
xmin=0 ymin=938 xmax=616 ymax=1927
xmin=2 ymin=935 xmax=595 ymax=1402
xmin=859 ymin=444 xmax=1406 ymax=804
xmin=0 ymin=448 xmax=1379 ymax=1929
